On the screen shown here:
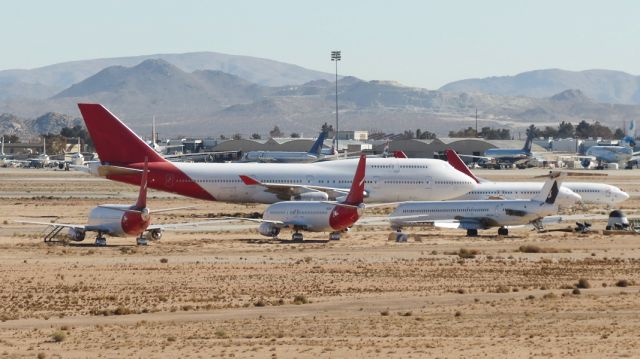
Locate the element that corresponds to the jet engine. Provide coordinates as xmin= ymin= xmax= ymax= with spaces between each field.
xmin=581 ymin=159 xmax=591 ymax=168
xmin=292 ymin=192 xmax=329 ymax=201
xmin=258 ymin=222 xmax=280 ymax=237
xmin=67 ymin=228 xmax=86 ymax=241
xmin=145 ymin=229 xmax=163 ymax=241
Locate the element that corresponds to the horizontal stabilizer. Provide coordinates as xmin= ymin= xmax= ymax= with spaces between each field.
xmin=97 ymin=165 xmax=143 ymax=177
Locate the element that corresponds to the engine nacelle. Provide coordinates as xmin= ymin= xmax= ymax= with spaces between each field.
xmin=67 ymin=228 xmax=86 ymax=242
xmin=145 ymin=229 xmax=163 ymax=241
xmin=258 ymin=222 xmax=280 ymax=237
xmin=292 ymin=192 xmax=329 ymax=201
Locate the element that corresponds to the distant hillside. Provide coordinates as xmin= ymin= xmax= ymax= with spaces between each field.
xmin=3 ymin=61 xmax=640 ymax=138
xmin=440 ymin=69 xmax=640 ymax=105
xmin=0 ymin=51 xmax=336 ymax=100
xmin=0 ymin=112 xmax=80 ymax=140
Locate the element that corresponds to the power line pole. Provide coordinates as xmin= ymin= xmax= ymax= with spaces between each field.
xmin=331 ymin=50 xmax=341 ymax=153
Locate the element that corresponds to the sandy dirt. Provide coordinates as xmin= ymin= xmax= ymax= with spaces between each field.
xmin=1 ymin=167 xmax=640 ymax=358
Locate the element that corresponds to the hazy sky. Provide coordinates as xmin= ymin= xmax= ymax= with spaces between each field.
xmin=2 ymin=0 xmax=639 ymax=89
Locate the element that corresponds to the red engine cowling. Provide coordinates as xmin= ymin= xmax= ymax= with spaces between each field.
xmin=258 ymin=222 xmax=280 ymax=237
xmin=67 ymin=228 xmax=86 ymax=241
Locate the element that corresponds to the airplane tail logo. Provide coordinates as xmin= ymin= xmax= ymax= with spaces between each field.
xmin=545 ymin=181 xmax=559 ymax=205
xmin=522 ymin=132 xmax=534 ymax=153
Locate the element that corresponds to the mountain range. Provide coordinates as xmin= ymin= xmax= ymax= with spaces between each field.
xmin=440 ymin=69 xmax=640 ymax=105
xmin=1 ymin=52 xmax=640 ymax=139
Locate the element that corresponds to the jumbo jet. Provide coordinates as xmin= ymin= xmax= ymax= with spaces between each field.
xmin=77 ymin=104 xmax=476 ymax=204
xmin=389 ymin=172 xmax=566 ymax=237
xmin=16 ymin=159 xmax=205 ymax=246
xmin=230 ymin=153 xmax=371 ymax=241
xmin=241 ymin=131 xmax=328 ymax=163
xmin=446 ymin=149 xmax=629 ymax=206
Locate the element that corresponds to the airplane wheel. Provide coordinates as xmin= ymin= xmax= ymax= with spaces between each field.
xmin=136 ymin=237 xmax=148 ymax=246
xmin=395 ymin=233 xmax=408 ymax=242
xmin=292 ymin=233 xmax=304 ymax=242
xmin=498 ymin=227 xmax=508 ymax=236
xmin=329 ymin=232 xmax=341 ymax=241
xmin=95 ymin=237 xmax=107 ymax=246
xmin=466 ymin=229 xmax=478 ymax=237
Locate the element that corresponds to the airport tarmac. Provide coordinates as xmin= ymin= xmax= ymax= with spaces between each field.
xmin=1 ymin=167 xmax=640 ymax=358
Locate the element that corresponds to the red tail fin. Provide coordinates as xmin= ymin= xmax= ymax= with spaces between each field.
xmin=445 ymin=148 xmax=480 ymax=184
xmin=393 ymin=151 xmax=407 ymax=159
xmin=135 ymin=157 xmax=149 ymax=209
xmin=344 ymin=153 xmax=366 ymax=205
xmin=77 ymin=104 xmax=165 ymax=165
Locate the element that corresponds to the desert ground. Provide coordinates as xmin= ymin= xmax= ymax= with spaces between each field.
xmin=1 ymin=167 xmax=640 ymax=358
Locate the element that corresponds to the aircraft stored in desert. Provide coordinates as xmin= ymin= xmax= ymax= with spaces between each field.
xmin=16 ymin=159 xmax=204 ymax=246
xmin=446 ymin=149 xmax=628 ymax=206
xmin=229 ymin=153 xmax=370 ymax=241
xmin=77 ymin=104 xmax=476 ymax=204
xmin=462 ymin=132 xmax=535 ymax=169
xmin=241 ymin=131 xmax=328 ymax=163
xmin=389 ymin=172 xmax=565 ymax=237
xmin=578 ymin=121 xmax=640 ymax=168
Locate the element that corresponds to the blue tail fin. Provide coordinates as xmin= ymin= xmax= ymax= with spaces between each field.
xmin=308 ymin=131 xmax=327 ymax=156
xmin=522 ymin=132 xmax=534 ymax=153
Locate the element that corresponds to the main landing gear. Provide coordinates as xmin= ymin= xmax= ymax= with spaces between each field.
xmin=329 ymin=232 xmax=341 ymax=241
xmin=291 ymin=232 xmax=304 ymax=242
xmin=497 ymin=227 xmax=509 ymax=236
xmin=466 ymin=229 xmax=478 ymax=237
xmin=136 ymin=235 xmax=148 ymax=246
xmin=389 ymin=228 xmax=409 ymax=242
xmin=95 ymin=233 xmax=107 ymax=246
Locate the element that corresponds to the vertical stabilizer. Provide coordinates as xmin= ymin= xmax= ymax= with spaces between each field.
xmin=343 ymin=153 xmax=366 ymax=205
xmin=135 ymin=158 xmax=149 ymax=209
xmin=522 ymin=132 xmax=534 ymax=153
xmin=308 ymin=131 xmax=327 ymax=156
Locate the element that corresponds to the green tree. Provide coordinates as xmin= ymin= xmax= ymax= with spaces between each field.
xmin=232 ymin=133 xmax=243 ymax=140
xmin=269 ymin=126 xmax=283 ymax=138
xmin=557 ymin=121 xmax=575 ymax=138
xmin=251 ymin=133 xmax=261 ymax=140
xmin=290 ymin=132 xmax=300 ymax=138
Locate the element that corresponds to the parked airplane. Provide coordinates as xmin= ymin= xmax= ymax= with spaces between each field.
xmin=27 ymin=137 xmax=52 ymax=168
xmin=462 ymin=132 xmax=535 ymax=169
xmin=230 ymin=153 xmax=369 ymax=241
xmin=16 ymin=159 xmax=202 ymax=246
xmin=0 ymin=136 xmax=16 ymax=167
xmin=579 ymin=120 xmax=640 ymax=168
xmin=446 ymin=149 xmax=628 ymax=206
xmin=77 ymin=104 xmax=476 ymax=204
xmin=389 ymin=172 xmax=566 ymax=237
xmin=241 ymin=131 xmax=328 ymax=163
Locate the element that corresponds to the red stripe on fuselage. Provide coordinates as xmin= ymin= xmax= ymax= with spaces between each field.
xmin=108 ymin=161 xmax=215 ymax=201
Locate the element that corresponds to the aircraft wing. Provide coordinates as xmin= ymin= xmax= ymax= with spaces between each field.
xmin=163 ymin=151 xmax=239 ymax=160
xmin=458 ymin=154 xmax=493 ymax=161
xmin=435 ymin=217 xmax=498 ymax=230
xmin=146 ymin=220 xmax=233 ymax=230
xmin=14 ymin=220 xmax=110 ymax=233
xmin=239 ymin=175 xmax=349 ymax=201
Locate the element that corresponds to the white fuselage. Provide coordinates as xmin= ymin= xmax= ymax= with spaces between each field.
xmin=86 ymin=205 xmax=129 ymax=237
xmin=264 ymin=202 xmax=354 ymax=232
xmin=457 ymin=181 xmax=627 ymax=206
xmin=390 ymin=199 xmax=557 ymax=229
xmin=242 ymin=151 xmax=318 ymax=163
xmin=168 ymin=158 xmax=476 ymax=203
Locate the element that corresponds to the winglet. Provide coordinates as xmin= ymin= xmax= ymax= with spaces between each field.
xmin=135 ymin=157 xmax=149 ymax=209
xmin=445 ymin=148 xmax=480 ymax=184
xmin=343 ymin=153 xmax=366 ymax=205
xmin=393 ymin=151 xmax=408 ymax=159
xmin=239 ymin=175 xmax=261 ymax=186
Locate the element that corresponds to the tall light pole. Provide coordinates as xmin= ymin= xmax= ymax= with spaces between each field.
xmin=331 ymin=50 xmax=341 ymax=153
